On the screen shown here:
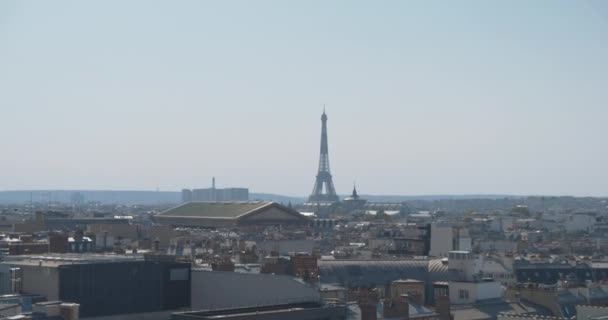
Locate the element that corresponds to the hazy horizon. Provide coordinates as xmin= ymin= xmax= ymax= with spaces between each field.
xmin=2 ymin=1 xmax=608 ymax=197
xmin=0 ymin=189 xmax=602 ymax=199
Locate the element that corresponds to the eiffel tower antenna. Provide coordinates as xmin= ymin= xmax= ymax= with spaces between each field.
xmin=309 ymin=107 xmax=339 ymax=203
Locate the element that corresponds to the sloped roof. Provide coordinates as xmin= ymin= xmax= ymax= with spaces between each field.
xmin=191 ymin=270 xmax=320 ymax=310
xmin=429 ymin=258 xmax=449 ymax=273
xmin=157 ymin=201 xmax=274 ymax=219
xmin=451 ymin=299 xmax=552 ymax=320
xmin=480 ymin=259 xmax=511 ymax=274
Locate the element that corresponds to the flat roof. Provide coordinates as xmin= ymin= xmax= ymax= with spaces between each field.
xmin=393 ymin=278 xmax=424 ymax=283
xmin=172 ymin=302 xmax=344 ymax=319
xmin=1 ymin=253 xmax=144 ymax=267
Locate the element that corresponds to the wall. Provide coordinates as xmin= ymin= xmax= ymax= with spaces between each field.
xmin=191 ymin=270 xmax=320 ymax=310
xmin=516 ymin=288 xmax=561 ymax=316
xmin=20 ymin=265 xmax=60 ymax=300
xmin=449 ymin=281 xmax=502 ymax=305
xmin=58 ymin=261 xmax=190 ymax=317
xmin=458 ymin=237 xmax=472 ymax=252
xmin=565 ymin=215 xmax=595 ymax=233
xmin=476 ymin=281 xmax=503 ymax=300
xmin=368 ymin=239 xmax=391 ymax=251
xmin=430 ymin=223 xmax=453 ymax=257
xmin=448 ymin=251 xmax=477 ymax=281
xmin=449 ymin=281 xmax=477 ymax=304
xmin=0 ymin=265 xmax=11 ymax=294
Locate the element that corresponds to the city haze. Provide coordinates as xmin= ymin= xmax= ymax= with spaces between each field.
xmin=1 ymin=1 xmax=608 ymax=196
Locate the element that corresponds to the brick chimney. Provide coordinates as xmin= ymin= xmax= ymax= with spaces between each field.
xmin=357 ymin=289 xmax=378 ymax=320
xmin=436 ymin=295 xmax=452 ymax=320
xmin=383 ymin=294 xmax=410 ymax=319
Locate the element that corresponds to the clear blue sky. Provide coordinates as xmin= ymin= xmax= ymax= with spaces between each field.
xmin=1 ymin=1 xmax=607 ymax=196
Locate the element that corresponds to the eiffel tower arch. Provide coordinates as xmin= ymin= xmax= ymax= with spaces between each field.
xmin=309 ymin=109 xmax=340 ymax=203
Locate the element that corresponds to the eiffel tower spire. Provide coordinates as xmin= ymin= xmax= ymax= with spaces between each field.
xmin=309 ymin=108 xmax=339 ymax=203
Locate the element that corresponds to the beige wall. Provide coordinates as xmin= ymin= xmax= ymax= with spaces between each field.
xmin=21 ymin=265 xmax=59 ymax=300
xmin=449 ymin=281 xmax=502 ymax=305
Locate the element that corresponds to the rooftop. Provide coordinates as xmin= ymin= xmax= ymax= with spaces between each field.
xmin=1 ymin=253 xmax=143 ymax=267
xmin=451 ymin=299 xmax=552 ymax=320
xmin=171 ymin=302 xmax=346 ymax=320
xmin=158 ymin=201 xmax=273 ymax=219
xmin=393 ymin=279 xmax=424 ymax=283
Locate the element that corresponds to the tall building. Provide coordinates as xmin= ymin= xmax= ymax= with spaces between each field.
xmin=309 ymin=109 xmax=339 ymax=203
xmin=429 ymin=223 xmax=472 ymax=257
xmin=182 ymin=178 xmax=249 ymax=203
xmin=181 ymin=189 xmax=192 ymax=203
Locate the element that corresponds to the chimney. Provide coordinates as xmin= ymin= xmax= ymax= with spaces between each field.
xmin=60 ymin=303 xmax=80 ymax=320
xmin=383 ymin=294 xmax=410 ymax=319
xmin=436 ymin=295 xmax=452 ymax=320
xmin=357 ymin=289 xmax=378 ymax=320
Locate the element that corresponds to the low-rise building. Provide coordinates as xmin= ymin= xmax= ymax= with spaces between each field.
xmin=0 ymin=253 xmax=190 ymax=317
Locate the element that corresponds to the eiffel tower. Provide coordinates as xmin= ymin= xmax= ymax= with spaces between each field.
xmin=309 ymin=108 xmax=340 ymax=203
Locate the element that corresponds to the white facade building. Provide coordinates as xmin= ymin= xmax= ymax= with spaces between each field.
xmin=430 ymin=223 xmax=453 ymax=257
xmin=447 ymin=250 xmax=503 ymax=305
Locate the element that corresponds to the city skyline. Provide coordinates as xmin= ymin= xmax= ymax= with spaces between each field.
xmin=4 ymin=3 xmax=608 ymax=320
xmin=1 ymin=1 xmax=608 ymax=196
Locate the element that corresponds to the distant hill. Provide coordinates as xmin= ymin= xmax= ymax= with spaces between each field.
xmin=0 ymin=190 xmax=522 ymax=205
xmin=0 ymin=190 xmax=181 ymax=205
xmin=358 ymin=194 xmax=522 ymax=202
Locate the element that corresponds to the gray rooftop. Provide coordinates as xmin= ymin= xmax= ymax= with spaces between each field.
xmin=318 ymin=260 xmax=429 ymax=288
xmin=1 ymin=253 xmax=143 ymax=267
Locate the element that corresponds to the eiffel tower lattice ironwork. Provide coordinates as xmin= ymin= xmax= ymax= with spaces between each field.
xmin=309 ymin=108 xmax=340 ymax=203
